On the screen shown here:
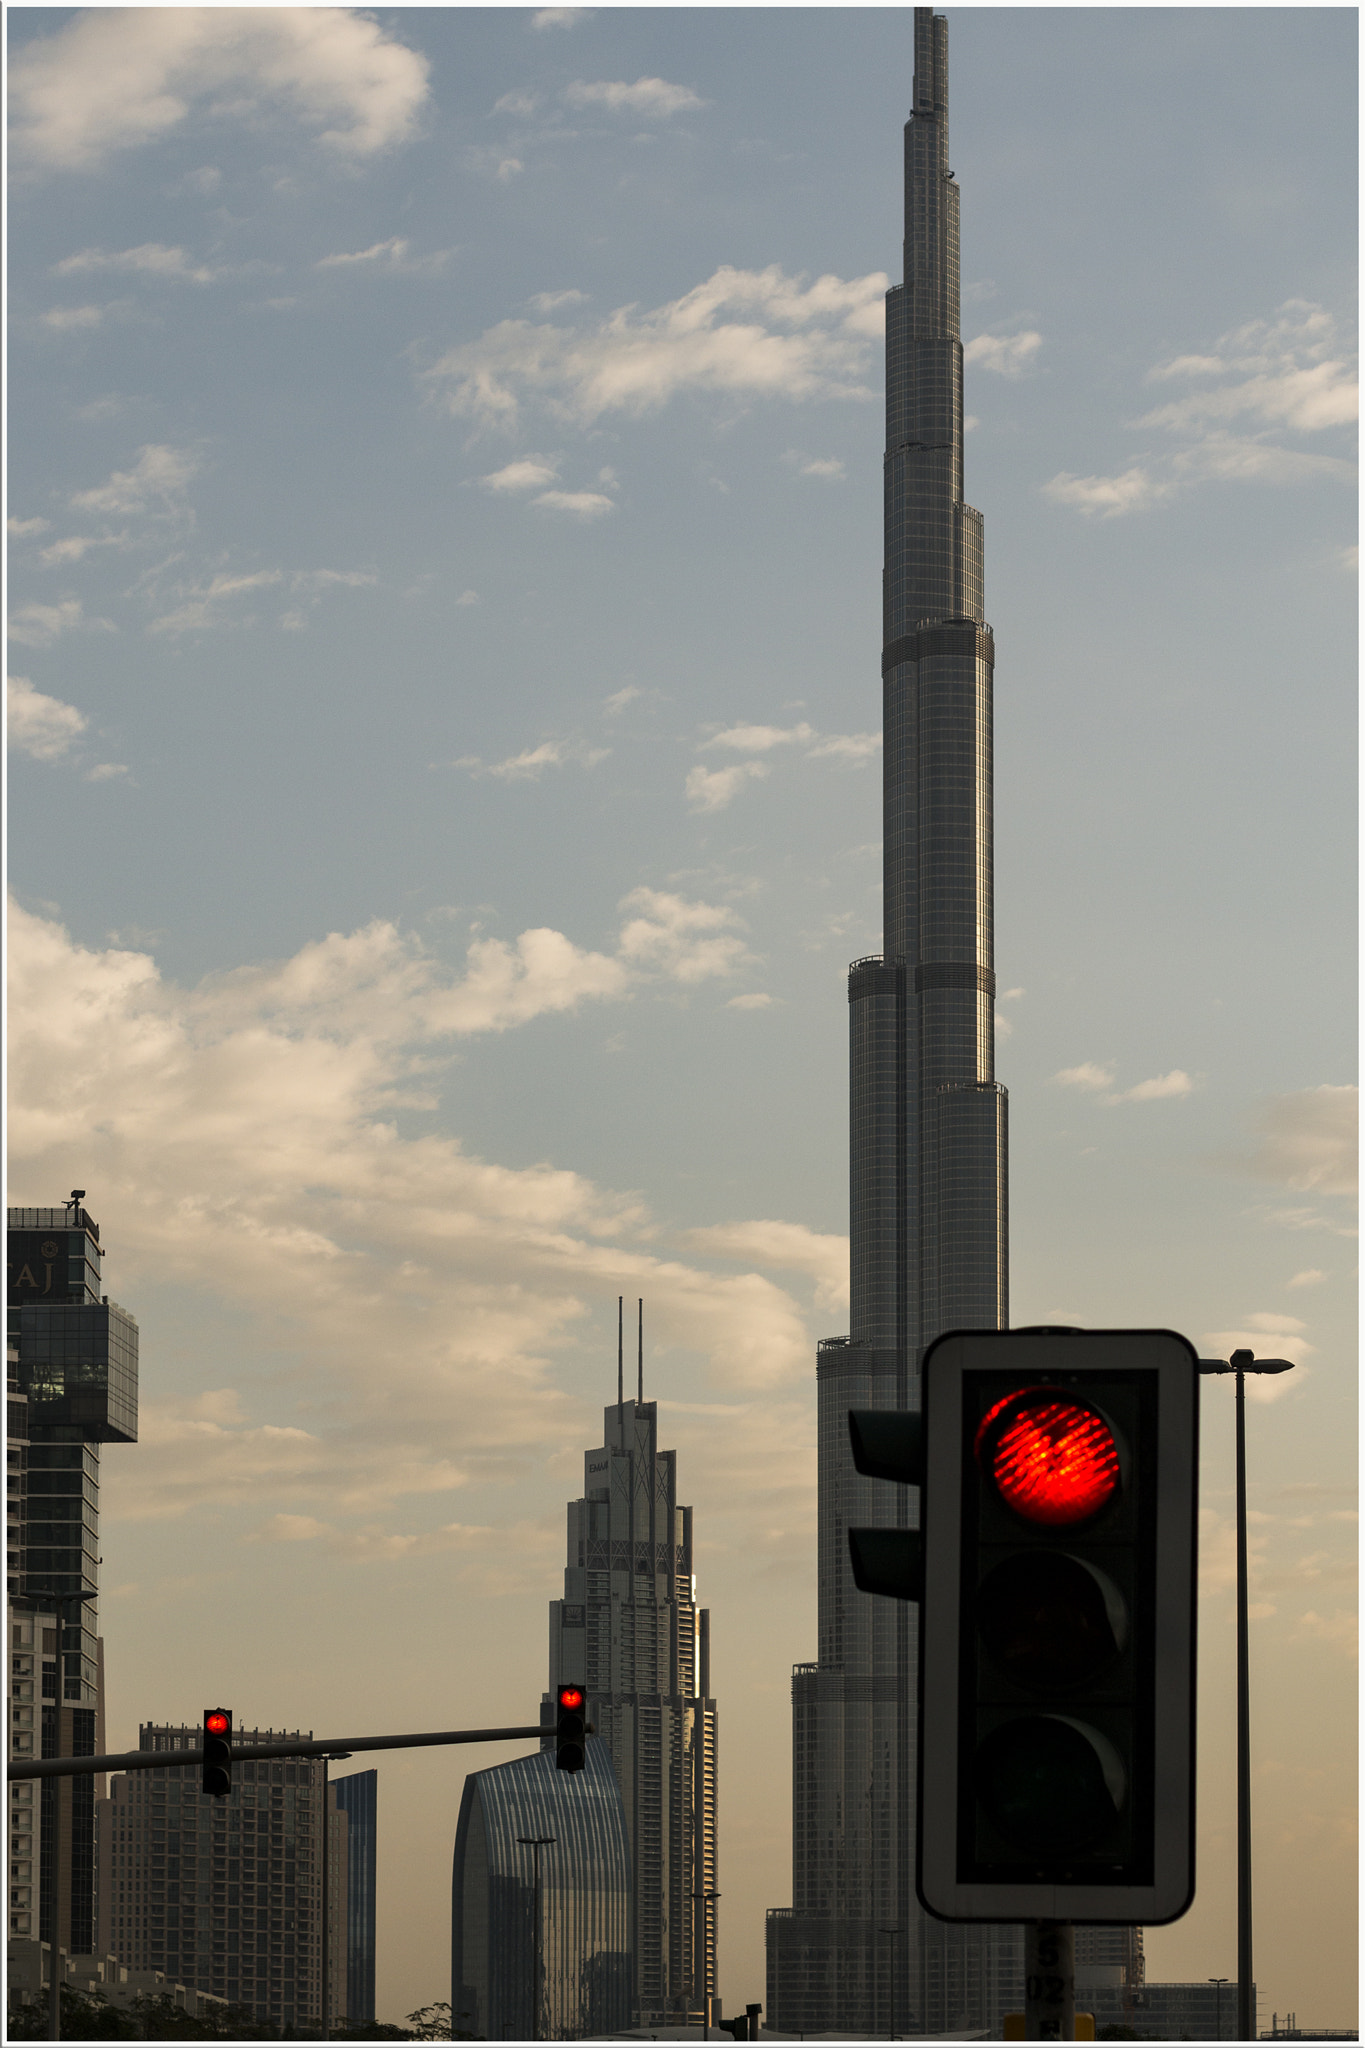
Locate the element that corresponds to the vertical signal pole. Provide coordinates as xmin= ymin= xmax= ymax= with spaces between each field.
xmin=1235 ymin=1362 xmax=1252 ymax=2045
xmin=1024 ymin=1921 xmax=1075 ymax=2040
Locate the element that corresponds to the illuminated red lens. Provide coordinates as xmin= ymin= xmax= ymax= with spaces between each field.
xmin=558 ymin=1687 xmax=584 ymax=1710
xmin=976 ymin=1389 xmax=1120 ymax=1525
xmin=205 ymin=1712 xmax=230 ymax=1735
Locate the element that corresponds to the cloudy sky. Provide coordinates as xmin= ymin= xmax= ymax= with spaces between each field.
xmin=7 ymin=3 xmax=1357 ymax=2028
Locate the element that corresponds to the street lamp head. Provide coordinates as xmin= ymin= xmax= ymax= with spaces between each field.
xmin=1200 ymin=1352 xmax=1296 ymax=1375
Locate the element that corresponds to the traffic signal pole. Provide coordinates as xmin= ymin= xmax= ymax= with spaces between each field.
xmin=10 ymin=1719 xmax=546 ymax=1781
xmin=1024 ymin=1921 xmax=1075 ymax=2041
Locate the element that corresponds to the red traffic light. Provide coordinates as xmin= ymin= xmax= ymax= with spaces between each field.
xmin=205 ymin=1710 xmax=230 ymax=1736
xmin=975 ymin=1387 xmax=1121 ymax=1526
xmin=558 ymin=1686 xmax=585 ymax=1711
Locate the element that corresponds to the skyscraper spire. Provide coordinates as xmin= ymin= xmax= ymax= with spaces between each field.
xmin=768 ymin=11 xmax=1017 ymax=2033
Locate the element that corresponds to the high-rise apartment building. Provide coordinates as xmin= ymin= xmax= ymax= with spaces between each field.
xmin=97 ymin=1724 xmax=348 ymax=2033
xmin=7 ymin=1199 xmax=138 ymax=1957
xmin=766 ymin=12 xmax=1022 ymax=2034
xmin=548 ymin=1356 xmax=719 ymax=2028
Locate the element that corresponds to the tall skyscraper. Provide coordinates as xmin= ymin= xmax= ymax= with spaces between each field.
xmin=548 ymin=1318 xmax=719 ymax=2028
xmin=767 ymin=12 xmax=1021 ymax=2034
xmin=7 ymin=1198 xmax=138 ymax=1959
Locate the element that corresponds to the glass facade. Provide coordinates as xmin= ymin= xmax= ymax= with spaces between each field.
xmin=549 ymin=1398 xmax=719 ymax=2027
xmin=451 ymin=1736 xmax=632 ymax=2041
xmin=333 ymin=1768 xmax=377 ymax=2028
xmin=767 ymin=10 xmax=1022 ymax=2034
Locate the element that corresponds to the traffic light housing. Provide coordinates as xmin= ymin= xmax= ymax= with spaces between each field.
xmin=916 ymin=1328 xmax=1198 ymax=1924
xmin=202 ymin=1709 xmax=232 ymax=1798
xmin=554 ymin=1684 xmax=586 ymax=1773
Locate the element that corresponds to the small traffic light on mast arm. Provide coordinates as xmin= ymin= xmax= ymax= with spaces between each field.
xmin=555 ymin=1684 xmax=586 ymax=1773
xmin=202 ymin=1708 xmax=232 ymax=1798
xmin=848 ymin=1408 xmax=924 ymax=1600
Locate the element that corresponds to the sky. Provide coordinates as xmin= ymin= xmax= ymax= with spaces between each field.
xmin=5 ymin=2 xmax=1357 ymax=2032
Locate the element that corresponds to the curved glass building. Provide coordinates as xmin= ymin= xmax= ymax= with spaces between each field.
xmin=451 ymin=1734 xmax=632 ymax=2041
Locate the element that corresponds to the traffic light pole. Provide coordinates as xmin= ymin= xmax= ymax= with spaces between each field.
xmin=10 ymin=1720 xmax=546 ymax=1781
xmin=1234 ymin=1365 xmax=1253 ymax=2048
xmin=1024 ymin=1921 xmax=1075 ymax=2041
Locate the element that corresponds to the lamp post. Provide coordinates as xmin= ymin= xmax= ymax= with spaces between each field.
xmin=1210 ymin=1977 xmax=1230 ymax=2041
xmin=1199 ymin=1348 xmax=1295 ymax=2044
xmin=878 ymin=1926 xmax=903 ymax=2039
xmin=22 ymin=1584 xmax=99 ymax=2043
xmin=692 ymin=1888 xmax=720 ymax=2038
xmin=516 ymin=1835 xmax=555 ymax=2041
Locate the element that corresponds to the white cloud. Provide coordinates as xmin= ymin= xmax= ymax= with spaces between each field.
xmin=785 ymin=452 xmax=846 ymax=480
xmin=1286 ymin=1268 xmax=1327 ymax=1289
xmin=424 ymin=263 xmax=888 ymax=429
xmin=1237 ymin=1084 xmax=1357 ymax=1196
xmin=532 ymin=8 xmax=592 ymax=29
xmin=461 ymin=739 xmax=609 ymax=782
xmin=315 ymin=237 xmax=450 ymax=275
xmin=807 ymin=732 xmax=881 ymax=763
xmin=727 ymin=993 xmax=774 ymax=1011
xmin=1053 ymin=1061 xmax=1116 ymax=1093
xmin=493 ymin=89 xmax=541 ymax=118
xmin=686 ymin=762 xmax=770 ymax=813
xmin=70 ymin=443 xmax=200 ymax=517
xmin=37 ymin=533 xmax=130 ymax=569
xmin=1117 ymin=1069 xmax=1194 ymax=1103
xmin=533 ymin=489 xmax=616 ymax=518
xmin=529 ymin=289 xmax=588 ymax=313
xmin=317 ymin=236 xmax=409 ymax=268
xmin=603 ymin=685 xmax=642 ymax=715
xmin=9 ymin=8 xmax=431 ymax=172
xmin=456 ymin=590 xmax=480 ymax=607
xmin=7 ymin=674 xmax=88 ymax=760
xmin=8 ymin=517 xmax=52 ymax=538
xmin=41 ymin=301 xmax=132 ymax=332
xmin=8 ymin=897 xmax=805 ymax=1526
xmin=705 ymin=721 xmax=816 ymax=753
xmin=53 ymin=242 xmax=220 ymax=284
xmin=86 ymin=762 xmax=131 ymax=783
xmin=1052 ymin=1061 xmax=1194 ymax=1105
xmin=1043 ymin=466 xmax=1172 ymax=518
xmin=563 ymin=77 xmax=704 ymax=118
xmin=1048 ymin=300 xmax=1355 ymax=518
xmin=964 ymin=329 xmax=1043 ymax=376
xmin=148 ymin=569 xmax=284 ymax=637
xmin=7 ymin=598 xmax=113 ymax=648
xmin=681 ymin=1218 xmax=849 ymax=1317
xmin=480 ymin=456 xmax=561 ymax=492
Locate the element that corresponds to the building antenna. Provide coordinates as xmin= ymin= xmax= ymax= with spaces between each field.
xmin=637 ymin=1298 xmax=644 ymax=1406
xmin=617 ymin=1296 xmax=624 ymax=1417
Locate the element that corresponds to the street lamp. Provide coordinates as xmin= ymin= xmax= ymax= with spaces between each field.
xmin=516 ymin=1835 xmax=555 ymax=2041
xmin=692 ymin=1888 xmax=721 ymax=2039
xmin=878 ymin=1926 xmax=903 ymax=2039
xmin=1210 ymin=1977 xmax=1230 ymax=2041
xmin=1199 ymin=1348 xmax=1295 ymax=2044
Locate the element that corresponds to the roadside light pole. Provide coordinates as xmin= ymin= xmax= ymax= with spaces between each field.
xmin=1210 ymin=1976 xmax=1230 ymax=2040
xmin=1199 ymin=1348 xmax=1295 ymax=2044
xmin=516 ymin=1835 xmax=555 ymax=2041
